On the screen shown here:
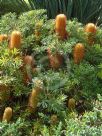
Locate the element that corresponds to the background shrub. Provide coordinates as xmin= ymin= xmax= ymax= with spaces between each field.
xmin=0 ymin=0 xmax=102 ymax=25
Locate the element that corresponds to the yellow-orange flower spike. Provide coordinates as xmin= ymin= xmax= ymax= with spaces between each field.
xmin=85 ymin=23 xmax=97 ymax=33
xmin=9 ymin=31 xmax=21 ymax=49
xmin=0 ymin=34 xmax=8 ymax=42
xmin=55 ymin=14 xmax=67 ymax=30
xmin=85 ymin=23 xmax=97 ymax=45
xmin=28 ymin=89 xmax=39 ymax=112
xmin=68 ymin=98 xmax=76 ymax=110
xmin=55 ymin=14 xmax=67 ymax=39
xmin=2 ymin=107 xmax=12 ymax=122
xmin=73 ymin=43 xmax=85 ymax=64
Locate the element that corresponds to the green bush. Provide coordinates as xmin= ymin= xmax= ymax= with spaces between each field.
xmin=0 ymin=10 xmax=102 ymax=135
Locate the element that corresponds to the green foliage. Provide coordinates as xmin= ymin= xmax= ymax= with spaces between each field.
xmin=17 ymin=10 xmax=46 ymax=37
xmin=0 ymin=13 xmax=17 ymax=34
xmin=0 ymin=118 xmax=29 ymax=136
xmin=0 ymin=0 xmax=29 ymax=16
xmin=64 ymin=95 xmax=102 ymax=136
xmin=98 ymin=64 xmax=102 ymax=79
xmin=72 ymin=0 xmax=102 ymax=24
xmin=0 ymin=42 xmax=29 ymax=97
xmin=30 ymin=95 xmax=102 ymax=136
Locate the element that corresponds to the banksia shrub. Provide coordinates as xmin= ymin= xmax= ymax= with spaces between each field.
xmin=2 ymin=107 xmax=13 ymax=122
xmin=73 ymin=43 xmax=85 ymax=64
xmin=55 ymin=14 xmax=67 ymax=39
xmin=9 ymin=31 xmax=21 ymax=49
xmin=85 ymin=23 xmax=97 ymax=44
xmin=47 ymin=48 xmax=63 ymax=69
xmin=68 ymin=98 xmax=76 ymax=110
xmin=0 ymin=34 xmax=8 ymax=42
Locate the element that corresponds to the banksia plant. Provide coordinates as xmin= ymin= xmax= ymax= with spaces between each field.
xmin=55 ymin=14 xmax=67 ymax=40
xmin=2 ymin=107 xmax=13 ymax=122
xmin=47 ymin=48 xmax=63 ymax=69
xmin=0 ymin=34 xmax=8 ymax=42
xmin=9 ymin=31 xmax=21 ymax=49
xmin=50 ymin=115 xmax=58 ymax=125
xmin=68 ymin=98 xmax=76 ymax=110
xmin=85 ymin=23 xmax=97 ymax=45
xmin=73 ymin=43 xmax=85 ymax=64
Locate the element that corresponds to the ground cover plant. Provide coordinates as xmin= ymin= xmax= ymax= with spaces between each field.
xmin=0 ymin=10 xmax=102 ymax=136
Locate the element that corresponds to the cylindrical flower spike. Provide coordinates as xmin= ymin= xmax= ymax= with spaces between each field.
xmin=9 ymin=31 xmax=21 ymax=49
xmin=85 ymin=23 xmax=97 ymax=33
xmin=55 ymin=14 xmax=67 ymax=29
xmin=28 ymin=79 xmax=43 ymax=112
xmin=2 ymin=107 xmax=12 ymax=122
xmin=28 ymin=89 xmax=39 ymax=112
xmin=85 ymin=23 xmax=97 ymax=44
xmin=73 ymin=43 xmax=85 ymax=64
xmin=55 ymin=14 xmax=67 ymax=39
